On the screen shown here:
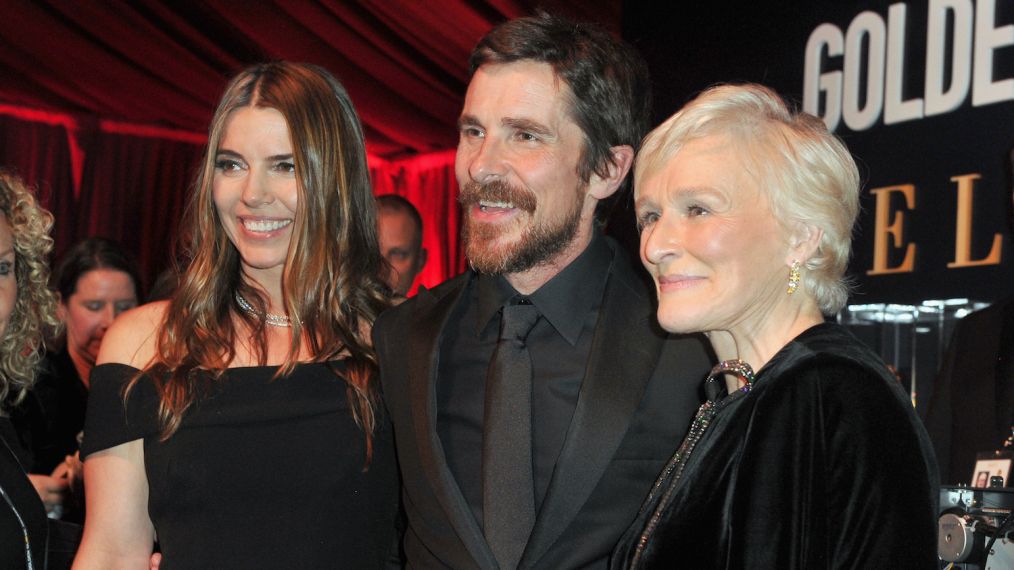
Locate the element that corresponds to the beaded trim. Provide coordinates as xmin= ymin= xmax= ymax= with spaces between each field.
xmin=235 ymin=292 xmax=291 ymax=328
xmin=629 ymin=358 xmax=757 ymax=567
xmin=709 ymin=358 xmax=756 ymax=388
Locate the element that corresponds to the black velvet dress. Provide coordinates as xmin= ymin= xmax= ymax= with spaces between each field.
xmin=82 ymin=361 xmax=399 ymax=569
xmin=611 ymin=323 xmax=939 ymax=569
xmin=0 ymin=416 xmax=48 ymax=568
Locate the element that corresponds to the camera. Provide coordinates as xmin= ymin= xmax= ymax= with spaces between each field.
xmin=938 ymin=486 xmax=1014 ymax=568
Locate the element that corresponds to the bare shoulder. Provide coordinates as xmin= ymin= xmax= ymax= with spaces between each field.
xmin=96 ymin=301 xmax=169 ymax=368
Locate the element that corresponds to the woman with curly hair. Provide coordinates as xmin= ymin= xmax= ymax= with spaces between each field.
xmin=0 ymin=171 xmax=64 ymax=568
xmin=74 ymin=62 xmax=399 ymax=568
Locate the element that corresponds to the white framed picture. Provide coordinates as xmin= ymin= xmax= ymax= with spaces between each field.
xmin=972 ymin=451 xmax=1014 ymax=487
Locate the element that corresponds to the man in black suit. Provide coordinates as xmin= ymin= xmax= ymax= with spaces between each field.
xmin=373 ymin=13 xmax=712 ymax=569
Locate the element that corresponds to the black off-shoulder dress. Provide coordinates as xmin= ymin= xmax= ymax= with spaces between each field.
xmin=83 ymin=361 xmax=399 ymax=569
xmin=611 ymin=323 xmax=939 ymax=569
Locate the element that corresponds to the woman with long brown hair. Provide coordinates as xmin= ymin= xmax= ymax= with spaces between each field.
xmin=73 ymin=62 xmax=398 ymax=568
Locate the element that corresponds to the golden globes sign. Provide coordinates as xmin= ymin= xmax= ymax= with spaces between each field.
xmin=803 ymin=0 xmax=1011 ymax=281
xmin=804 ymin=1 xmax=1012 ymax=131
xmin=631 ymin=0 xmax=1013 ymax=304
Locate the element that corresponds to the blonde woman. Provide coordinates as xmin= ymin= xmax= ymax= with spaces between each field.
xmin=612 ymin=84 xmax=937 ymax=568
xmin=0 ymin=172 xmax=64 ymax=567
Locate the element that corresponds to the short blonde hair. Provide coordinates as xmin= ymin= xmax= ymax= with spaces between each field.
xmin=636 ymin=83 xmax=860 ymax=315
xmin=0 ymin=172 xmax=60 ymax=412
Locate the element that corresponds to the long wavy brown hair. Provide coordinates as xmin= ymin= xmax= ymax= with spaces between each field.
xmin=128 ymin=62 xmax=390 ymax=462
xmin=0 ymin=172 xmax=61 ymax=413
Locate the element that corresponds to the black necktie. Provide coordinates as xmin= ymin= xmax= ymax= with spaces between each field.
xmin=483 ymin=301 xmax=540 ymax=569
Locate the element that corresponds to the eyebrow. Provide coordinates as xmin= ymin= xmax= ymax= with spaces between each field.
xmin=456 ymin=115 xmax=554 ymax=138
xmin=502 ymin=117 xmax=552 ymax=137
xmin=214 ymin=150 xmax=293 ymax=162
xmin=634 ymin=186 xmax=715 ymax=210
xmin=633 ymin=195 xmax=656 ymax=211
xmin=0 ymin=248 xmax=14 ymax=258
xmin=457 ymin=114 xmax=480 ymax=131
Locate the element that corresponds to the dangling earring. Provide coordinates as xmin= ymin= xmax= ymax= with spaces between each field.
xmin=787 ymin=260 xmax=801 ymax=295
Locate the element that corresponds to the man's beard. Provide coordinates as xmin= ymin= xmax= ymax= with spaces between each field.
xmin=459 ymin=179 xmax=583 ymax=275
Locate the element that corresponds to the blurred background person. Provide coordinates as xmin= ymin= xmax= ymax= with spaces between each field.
xmin=612 ymin=84 xmax=937 ymax=568
xmin=376 ymin=193 xmax=427 ymax=296
xmin=14 ymin=238 xmax=140 ymax=523
xmin=53 ymin=238 xmax=141 ymax=395
xmin=73 ymin=62 xmax=399 ymax=568
xmin=0 ymin=171 xmax=74 ymax=567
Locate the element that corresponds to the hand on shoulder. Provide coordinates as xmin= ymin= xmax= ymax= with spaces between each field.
xmin=96 ymin=300 xmax=169 ymax=368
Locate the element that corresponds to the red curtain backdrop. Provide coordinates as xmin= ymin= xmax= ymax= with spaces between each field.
xmin=0 ymin=1 xmax=620 ymax=293
xmin=0 ymin=111 xmax=78 ymax=260
xmin=1 ymin=105 xmax=462 ymax=294
xmin=75 ymin=131 xmax=204 ymax=291
xmin=371 ymin=151 xmax=464 ymax=293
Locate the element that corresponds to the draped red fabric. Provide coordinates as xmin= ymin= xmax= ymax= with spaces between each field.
xmin=0 ymin=112 xmax=78 ymax=255
xmin=0 ymin=0 xmax=620 ymax=291
xmin=0 ymin=104 xmax=461 ymax=293
xmin=75 ymin=132 xmax=204 ymax=293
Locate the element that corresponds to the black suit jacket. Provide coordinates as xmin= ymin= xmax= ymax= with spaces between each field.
xmin=373 ymin=240 xmax=712 ymax=569
xmin=924 ymin=299 xmax=1014 ymax=484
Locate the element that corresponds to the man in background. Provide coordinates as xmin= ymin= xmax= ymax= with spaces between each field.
xmin=376 ymin=194 xmax=428 ymax=296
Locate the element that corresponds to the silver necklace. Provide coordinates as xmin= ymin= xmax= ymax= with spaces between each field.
xmin=235 ymin=292 xmax=291 ymax=327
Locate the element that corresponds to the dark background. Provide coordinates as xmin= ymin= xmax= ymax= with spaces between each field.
xmin=626 ymin=0 xmax=1014 ymax=305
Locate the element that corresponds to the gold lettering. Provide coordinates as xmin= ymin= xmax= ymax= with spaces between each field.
xmin=867 ymin=184 xmax=916 ymax=275
xmin=947 ymin=173 xmax=1002 ymax=268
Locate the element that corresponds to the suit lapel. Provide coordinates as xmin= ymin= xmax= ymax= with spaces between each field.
xmin=407 ymin=276 xmax=499 ymax=569
xmin=522 ymin=251 xmax=664 ymax=566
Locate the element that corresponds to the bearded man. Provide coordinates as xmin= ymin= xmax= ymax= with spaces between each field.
xmin=373 ymin=13 xmax=711 ymax=570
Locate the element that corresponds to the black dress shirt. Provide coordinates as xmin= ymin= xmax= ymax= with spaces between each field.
xmin=437 ymin=232 xmax=612 ymax=529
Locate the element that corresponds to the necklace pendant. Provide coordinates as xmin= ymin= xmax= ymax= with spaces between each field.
xmin=234 ymin=292 xmax=292 ymax=328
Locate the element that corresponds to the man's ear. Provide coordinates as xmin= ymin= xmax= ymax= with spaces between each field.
xmin=417 ymin=247 xmax=428 ymax=271
xmin=787 ymin=222 xmax=823 ymax=265
xmin=587 ymin=145 xmax=635 ymax=201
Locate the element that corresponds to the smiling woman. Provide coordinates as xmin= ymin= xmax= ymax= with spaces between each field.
xmin=213 ymin=106 xmax=298 ymax=275
xmin=612 ymin=84 xmax=939 ymax=569
xmin=72 ymin=62 xmax=399 ymax=569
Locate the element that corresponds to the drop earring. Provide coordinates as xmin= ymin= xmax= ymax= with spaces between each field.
xmin=787 ymin=260 xmax=801 ymax=295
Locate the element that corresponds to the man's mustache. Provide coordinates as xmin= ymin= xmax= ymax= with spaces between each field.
xmin=458 ymin=179 xmax=537 ymax=213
